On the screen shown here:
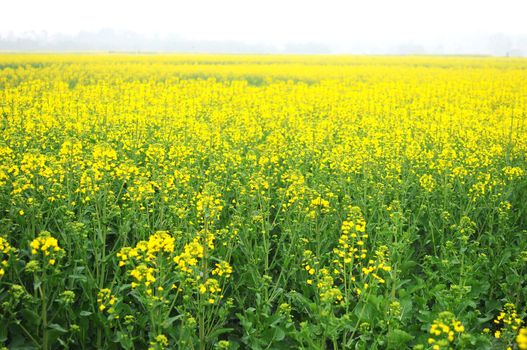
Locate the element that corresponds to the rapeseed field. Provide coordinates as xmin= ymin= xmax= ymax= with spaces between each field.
xmin=0 ymin=54 xmax=526 ymax=349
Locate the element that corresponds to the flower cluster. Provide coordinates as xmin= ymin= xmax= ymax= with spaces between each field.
xmin=420 ymin=174 xmax=436 ymax=193
xmin=116 ymin=232 xmax=179 ymax=299
xmin=97 ymin=288 xmax=117 ymax=314
xmin=212 ymin=261 xmax=233 ymax=278
xmin=117 ymin=231 xmax=175 ymax=267
xmin=316 ymin=271 xmax=343 ymax=305
xmin=173 ymin=237 xmax=205 ymax=274
xmin=502 ymin=166 xmax=524 ymax=180
xmin=427 ymin=312 xmax=465 ymax=349
xmin=29 ymin=231 xmax=64 ymax=266
xmin=148 ymin=334 xmax=169 ymax=350
xmin=333 ymin=206 xmax=391 ymax=295
xmin=493 ymin=303 xmax=523 ymax=340
xmin=0 ymin=237 xmax=16 ymax=278
xmin=307 ymin=196 xmax=330 ymax=219
xmin=333 ymin=206 xmax=368 ymax=264
xmin=361 ymin=246 xmax=391 ymax=285
xmin=198 ymin=278 xmax=222 ymax=304
xmin=517 ymin=328 xmax=527 ymax=350
xmin=196 ymin=191 xmax=224 ymax=221
xmin=130 ymin=264 xmax=157 ymax=290
xmin=302 ymin=249 xmax=319 ymax=285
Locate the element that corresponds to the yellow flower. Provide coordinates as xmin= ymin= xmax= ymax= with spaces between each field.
xmin=427 ymin=312 xmax=464 ymax=346
xmin=212 ymin=261 xmax=233 ymax=278
xmin=517 ymin=328 xmax=527 ymax=350
xmin=29 ymin=232 xmax=63 ymax=266
xmin=97 ymin=288 xmax=117 ymax=314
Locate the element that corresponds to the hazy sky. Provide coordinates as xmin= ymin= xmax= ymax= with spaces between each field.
xmin=1 ymin=0 xmax=526 ymax=47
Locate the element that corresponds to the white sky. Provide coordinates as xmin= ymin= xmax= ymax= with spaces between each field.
xmin=1 ymin=0 xmax=526 ymax=45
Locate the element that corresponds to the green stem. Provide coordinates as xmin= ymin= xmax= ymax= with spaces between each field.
xmin=40 ymin=273 xmax=48 ymax=350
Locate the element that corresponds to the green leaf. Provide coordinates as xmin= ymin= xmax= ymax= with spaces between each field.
xmin=207 ymin=327 xmax=234 ymax=341
xmin=48 ymin=323 xmax=68 ymax=333
xmin=273 ymin=327 xmax=286 ymax=341
xmin=386 ymin=329 xmax=414 ymax=350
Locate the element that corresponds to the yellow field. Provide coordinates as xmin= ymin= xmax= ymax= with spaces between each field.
xmin=0 ymin=54 xmax=526 ymax=349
